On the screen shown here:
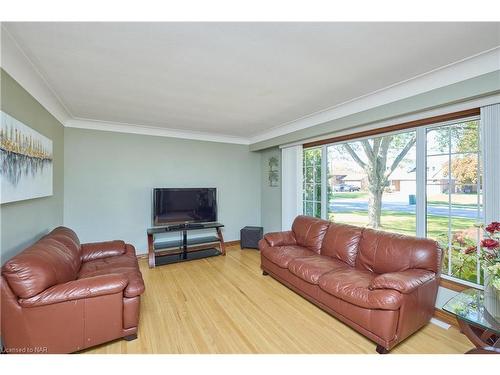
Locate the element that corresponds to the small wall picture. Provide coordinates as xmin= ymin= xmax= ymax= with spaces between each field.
xmin=268 ymin=156 xmax=279 ymax=187
xmin=1 ymin=111 xmax=53 ymax=204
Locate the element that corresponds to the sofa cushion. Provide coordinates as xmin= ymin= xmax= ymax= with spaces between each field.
xmin=1 ymin=238 xmax=79 ymax=299
xmin=291 ymin=215 xmax=330 ymax=253
xmin=288 ymin=256 xmax=350 ymax=285
xmin=318 ymin=268 xmax=403 ymax=310
xmin=78 ymin=254 xmax=145 ymax=298
xmin=261 ymin=245 xmax=315 ymax=268
xmin=78 ymin=253 xmax=139 ymax=273
xmin=320 ymin=223 xmax=363 ymax=266
xmin=81 ymin=240 xmax=127 ymax=262
xmin=356 ymin=228 xmax=442 ymax=274
xmin=370 ymin=269 xmax=435 ymax=294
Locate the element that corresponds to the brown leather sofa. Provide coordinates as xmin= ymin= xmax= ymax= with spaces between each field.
xmin=259 ymin=215 xmax=442 ymax=353
xmin=1 ymin=226 xmax=145 ymax=354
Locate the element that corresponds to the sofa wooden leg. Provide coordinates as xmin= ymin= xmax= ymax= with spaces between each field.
xmin=376 ymin=344 xmax=389 ymax=354
xmin=262 ymin=270 xmax=269 ymax=276
xmin=124 ymin=334 xmax=137 ymax=341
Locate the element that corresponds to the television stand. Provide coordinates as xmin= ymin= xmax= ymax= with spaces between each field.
xmin=147 ymin=222 xmax=225 ymax=268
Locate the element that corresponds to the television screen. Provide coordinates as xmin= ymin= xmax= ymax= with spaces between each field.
xmin=152 ymin=188 xmax=217 ymax=226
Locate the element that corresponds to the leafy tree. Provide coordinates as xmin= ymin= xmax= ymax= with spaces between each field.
xmin=436 ymin=121 xmax=479 ymax=186
xmin=443 ymin=155 xmax=478 ymax=185
xmin=343 ymin=133 xmax=416 ymax=228
xmin=434 ymin=121 xmax=478 ymax=153
xmin=454 ymin=124 xmax=479 ymax=152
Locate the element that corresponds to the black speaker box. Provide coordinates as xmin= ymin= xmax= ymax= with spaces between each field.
xmin=240 ymin=226 xmax=263 ymax=249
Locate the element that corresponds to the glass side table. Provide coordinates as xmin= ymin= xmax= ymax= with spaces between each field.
xmin=443 ymin=288 xmax=500 ymax=354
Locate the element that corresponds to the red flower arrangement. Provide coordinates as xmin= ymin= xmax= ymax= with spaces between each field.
xmin=464 ymin=245 xmax=477 ymax=254
xmin=485 ymin=222 xmax=500 ymax=234
xmin=481 ymin=238 xmax=500 ymax=250
xmin=480 ymin=222 xmax=500 ymax=291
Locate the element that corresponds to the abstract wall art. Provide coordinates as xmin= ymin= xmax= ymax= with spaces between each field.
xmin=1 ymin=111 xmax=53 ymax=204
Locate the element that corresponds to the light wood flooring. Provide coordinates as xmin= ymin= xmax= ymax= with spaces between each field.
xmin=83 ymin=245 xmax=471 ymax=354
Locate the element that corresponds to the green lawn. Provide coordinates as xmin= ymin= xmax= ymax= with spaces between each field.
xmin=330 ymin=192 xmax=368 ymax=199
xmin=329 ymin=210 xmax=475 ymax=238
xmin=426 ymin=200 xmax=478 ymax=208
xmin=330 ymin=192 xmax=479 ymax=210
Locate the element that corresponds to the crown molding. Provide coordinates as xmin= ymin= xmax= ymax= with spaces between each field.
xmin=248 ymin=46 xmax=500 ymax=145
xmin=0 ymin=25 xmax=72 ymax=125
xmin=3 ymin=24 xmax=499 ymax=147
xmin=65 ymin=118 xmax=251 ymax=145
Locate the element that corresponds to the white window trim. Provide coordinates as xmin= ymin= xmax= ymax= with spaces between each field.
xmin=320 ymin=145 xmax=328 ymax=220
xmin=481 ymin=104 xmax=500 ymax=224
xmin=282 ymin=145 xmax=303 ymax=230
xmin=415 ymin=127 xmax=427 ymax=238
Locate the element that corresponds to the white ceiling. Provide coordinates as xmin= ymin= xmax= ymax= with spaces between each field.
xmin=3 ymin=22 xmax=500 ymax=141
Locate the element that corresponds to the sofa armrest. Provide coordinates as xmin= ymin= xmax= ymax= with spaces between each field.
xmin=18 ymin=274 xmax=128 ymax=307
xmin=369 ymin=269 xmax=435 ymax=294
xmin=81 ymin=240 xmax=127 ymax=262
xmin=264 ymin=231 xmax=297 ymax=247
xmin=124 ymin=243 xmax=137 ymax=257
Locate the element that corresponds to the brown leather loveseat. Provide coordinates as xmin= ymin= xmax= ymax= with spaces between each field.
xmin=1 ymin=226 xmax=145 ymax=353
xmin=259 ymin=215 xmax=442 ymax=353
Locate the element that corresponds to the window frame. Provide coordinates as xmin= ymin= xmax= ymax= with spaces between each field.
xmin=303 ymin=147 xmax=324 ymax=219
xmin=423 ymin=117 xmax=482 ymax=286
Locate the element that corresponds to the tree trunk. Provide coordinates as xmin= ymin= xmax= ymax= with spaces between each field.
xmin=343 ymin=134 xmax=415 ymax=230
xmin=368 ymin=188 xmax=383 ymax=228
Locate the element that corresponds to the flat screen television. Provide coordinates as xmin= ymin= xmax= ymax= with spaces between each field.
xmin=152 ymin=188 xmax=217 ymax=226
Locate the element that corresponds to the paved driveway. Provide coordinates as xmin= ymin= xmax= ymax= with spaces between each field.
xmin=329 ymin=199 xmax=479 ymax=219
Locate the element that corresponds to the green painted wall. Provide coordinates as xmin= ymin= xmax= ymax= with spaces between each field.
xmin=0 ymin=69 xmax=65 ymax=263
xmin=260 ymin=147 xmax=281 ymax=233
xmin=63 ymin=127 xmax=261 ymax=254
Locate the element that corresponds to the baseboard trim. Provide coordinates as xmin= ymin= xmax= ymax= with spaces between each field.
xmin=433 ymin=308 xmax=458 ymax=328
xmin=430 ymin=317 xmax=451 ymax=330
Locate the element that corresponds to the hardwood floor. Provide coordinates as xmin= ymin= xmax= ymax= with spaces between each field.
xmin=83 ymin=245 xmax=471 ymax=354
